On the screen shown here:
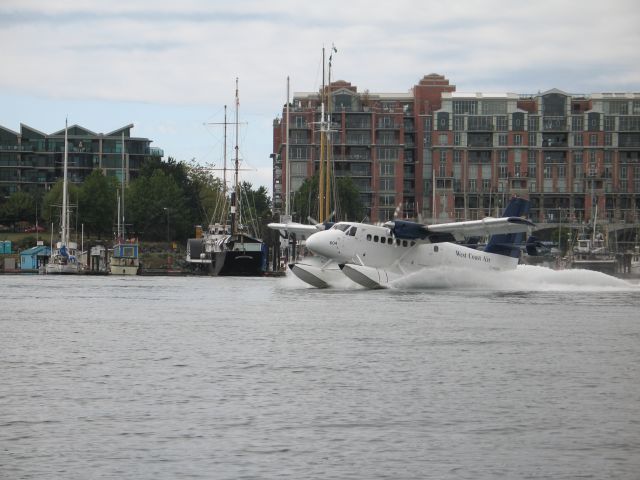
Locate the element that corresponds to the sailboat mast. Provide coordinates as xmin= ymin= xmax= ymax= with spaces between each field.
xmin=231 ymin=77 xmax=240 ymax=235
xmin=285 ymin=77 xmax=290 ymax=217
xmin=223 ymin=105 xmax=228 ymax=200
xmin=121 ymin=132 xmax=126 ymax=240
xmin=318 ymin=47 xmax=326 ymax=223
xmin=62 ymin=120 xmax=69 ymax=245
xmin=326 ymin=45 xmax=336 ymax=221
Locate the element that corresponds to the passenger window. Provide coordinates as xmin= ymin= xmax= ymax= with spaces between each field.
xmin=381 ymin=237 xmax=386 ymax=244
xmin=374 ymin=235 xmax=379 ymax=242
xmin=434 ymin=246 xmax=439 ymax=252
xmin=410 ymin=241 xmax=416 ymax=247
xmin=402 ymin=240 xmax=408 ymax=247
xmin=367 ymin=234 xmax=372 ymax=241
xmin=388 ymin=238 xmax=393 ymax=245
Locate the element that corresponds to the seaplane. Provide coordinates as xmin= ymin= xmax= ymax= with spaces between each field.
xmin=283 ymin=196 xmax=535 ymax=289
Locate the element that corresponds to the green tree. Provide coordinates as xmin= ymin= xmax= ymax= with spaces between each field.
xmin=292 ymin=175 xmax=363 ymax=223
xmin=78 ymin=170 xmax=118 ymax=237
xmin=239 ymin=182 xmax=273 ymax=238
xmin=335 ymin=176 xmax=365 ymax=222
xmin=1 ymin=191 xmax=36 ymax=227
xmin=42 ymin=180 xmax=81 ymax=232
xmin=183 ymin=160 xmax=226 ymax=225
xmin=126 ymin=170 xmax=189 ymax=241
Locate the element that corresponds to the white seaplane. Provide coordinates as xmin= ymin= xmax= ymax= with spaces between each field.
xmin=282 ymin=197 xmax=535 ymax=289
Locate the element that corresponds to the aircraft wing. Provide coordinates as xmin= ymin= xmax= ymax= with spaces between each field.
xmin=427 ymin=217 xmax=535 ymax=241
xmin=267 ymin=222 xmax=323 ymax=239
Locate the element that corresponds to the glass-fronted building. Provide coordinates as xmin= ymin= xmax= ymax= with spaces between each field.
xmin=0 ymin=123 xmax=164 ymax=197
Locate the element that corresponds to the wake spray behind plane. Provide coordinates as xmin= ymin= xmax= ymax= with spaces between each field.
xmin=300 ymin=196 xmax=535 ymax=289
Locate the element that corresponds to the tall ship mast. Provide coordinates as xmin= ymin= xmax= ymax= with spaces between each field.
xmin=185 ymin=78 xmax=267 ymax=276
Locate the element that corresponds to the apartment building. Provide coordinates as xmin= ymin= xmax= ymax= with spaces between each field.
xmin=272 ymin=74 xmax=640 ymax=226
xmin=0 ymin=123 xmax=164 ymax=198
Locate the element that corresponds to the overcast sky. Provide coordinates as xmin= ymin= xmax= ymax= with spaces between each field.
xmin=2 ymin=0 xmax=639 ymax=192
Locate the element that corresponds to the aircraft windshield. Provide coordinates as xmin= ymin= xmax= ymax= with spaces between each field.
xmin=332 ymin=223 xmax=352 ymax=232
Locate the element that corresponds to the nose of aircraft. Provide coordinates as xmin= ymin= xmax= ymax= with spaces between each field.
xmin=306 ymin=230 xmax=332 ymax=257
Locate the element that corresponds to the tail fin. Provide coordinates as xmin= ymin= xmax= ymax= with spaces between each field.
xmin=484 ymin=197 xmax=530 ymax=258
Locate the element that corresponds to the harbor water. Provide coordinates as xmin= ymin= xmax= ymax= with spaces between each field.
xmin=2 ymin=267 xmax=640 ymax=479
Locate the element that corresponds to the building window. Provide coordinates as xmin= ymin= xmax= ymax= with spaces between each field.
xmin=379 ymin=162 xmax=395 ymax=176
xmin=378 ymin=131 xmax=397 ymax=145
xmin=498 ymin=134 xmax=507 ymax=146
xmin=604 ymin=116 xmax=616 ymax=131
xmin=572 ymin=116 xmax=584 ymax=131
xmin=453 ymin=150 xmax=461 ymax=163
xmin=482 ymin=101 xmax=507 ymax=115
xmin=438 ymin=134 xmax=448 ymax=145
xmin=590 ymin=134 xmax=598 ymax=146
xmin=558 ymin=165 xmax=566 ymax=178
xmin=469 ymin=179 xmax=476 ymax=192
xmin=377 ymin=147 xmax=398 ymax=160
xmin=453 ymin=116 xmax=465 ymax=131
xmin=528 ymin=116 xmax=539 ymax=131
xmin=453 ymin=100 xmax=478 ymax=115
xmin=496 ymin=116 xmax=508 ymax=131
xmin=574 ymin=163 xmax=583 ymax=179
xmin=453 ymin=133 xmax=461 ymax=146
xmin=528 ymin=132 xmax=536 ymax=146
xmin=544 ymin=165 xmax=552 ymax=179
xmin=514 ymin=134 xmax=522 ymax=146
xmin=604 ymin=133 xmax=612 ymax=146
xmin=379 ymin=195 xmax=396 ymax=206
xmin=604 ymin=101 xmax=628 ymax=115
xmin=379 ymin=177 xmax=394 ymax=191
xmin=574 ymin=133 xmax=583 ymax=146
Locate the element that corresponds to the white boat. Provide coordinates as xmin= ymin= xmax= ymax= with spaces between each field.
xmin=109 ymin=134 xmax=139 ymax=275
xmin=45 ymin=121 xmax=83 ymax=274
xmin=109 ymin=240 xmax=140 ymax=275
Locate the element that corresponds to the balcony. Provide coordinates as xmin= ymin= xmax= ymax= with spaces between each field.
xmin=542 ymin=116 xmax=567 ymax=131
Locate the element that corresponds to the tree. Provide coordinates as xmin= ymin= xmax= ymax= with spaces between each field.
xmin=42 ymin=180 xmax=81 ymax=232
xmin=126 ymin=170 xmax=189 ymax=241
xmin=239 ymin=182 xmax=273 ymax=238
xmin=292 ymin=174 xmax=364 ymax=223
xmin=1 ymin=191 xmax=36 ymax=227
xmin=183 ymin=160 xmax=226 ymax=225
xmin=78 ymin=170 xmax=118 ymax=237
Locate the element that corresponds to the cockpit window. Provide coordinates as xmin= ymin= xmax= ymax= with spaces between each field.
xmin=347 ymin=227 xmax=357 ymax=236
xmin=333 ymin=223 xmax=351 ymax=232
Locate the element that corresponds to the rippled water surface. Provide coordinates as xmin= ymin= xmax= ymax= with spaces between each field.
xmin=2 ymin=268 xmax=640 ymax=479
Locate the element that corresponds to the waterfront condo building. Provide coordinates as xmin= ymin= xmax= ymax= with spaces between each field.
xmin=0 ymin=123 xmax=164 ymax=198
xmin=272 ymin=74 xmax=640 ymax=227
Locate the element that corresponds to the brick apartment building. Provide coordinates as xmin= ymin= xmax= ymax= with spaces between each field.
xmin=272 ymin=74 xmax=640 ymax=230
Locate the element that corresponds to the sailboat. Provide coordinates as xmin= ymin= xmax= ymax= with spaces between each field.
xmin=45 ymin=120 xmax=83 ymax=274
xmin=568 ymin=186 xmax=617 ymax=274
xmin=185 ymin=78 xmax=266 ymax=276
xmin=109 ymin=133 xmax=140 ymax=275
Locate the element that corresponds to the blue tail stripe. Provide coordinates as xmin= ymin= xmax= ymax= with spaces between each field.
xmin=484 ymin=197 xmax=530 ymax=258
